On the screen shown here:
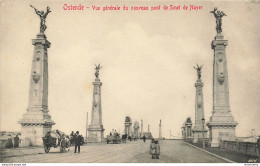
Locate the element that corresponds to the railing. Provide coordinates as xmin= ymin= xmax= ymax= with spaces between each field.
xmin=220 ymin=140 xmax=259 ymax=156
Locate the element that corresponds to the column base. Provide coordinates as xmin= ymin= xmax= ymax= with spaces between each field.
xmin=87 ymin=126 xmax=105 ymax=143
xmin=207 ymin=121 xmax=237 ymax=147
xmin=20 ymin=123 xmax=53 ymax=147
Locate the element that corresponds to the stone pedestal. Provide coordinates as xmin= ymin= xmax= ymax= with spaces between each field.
xmin=18 ymin=33 xmax=55 ymax=147
xmin=88 ymin=126 xmax=104 ymax=142
xmin=207 ymin=34 xmax=238 ymax=147
xmin=88 ymin=78 xmax=105 ymax=143
xmin=192 ymin=79 xmax=208 ymax=143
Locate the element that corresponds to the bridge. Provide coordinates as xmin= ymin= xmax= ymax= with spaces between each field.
xmin=1 ymin=140 xmax=230 ymax=163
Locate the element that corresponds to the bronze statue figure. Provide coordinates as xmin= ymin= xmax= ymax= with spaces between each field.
xmin=194 ymin=64 xmax=203 ymax=80
xmin=30 ymin=5 xmax=51 ymax=33
xmin=210 ymin=7 xmax=226 ymax=34
xmin=94 ymin=64 xmax=102 ymax=78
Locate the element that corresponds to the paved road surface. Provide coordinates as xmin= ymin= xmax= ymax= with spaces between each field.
xmin=1 ymin=140 xmax=228 ymax=163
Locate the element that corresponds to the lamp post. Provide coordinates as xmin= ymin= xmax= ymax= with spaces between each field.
xmin=251 ymin=129 xmax=255 ymax=142
xmin=201 ymin=118 xmax=205 ymax=149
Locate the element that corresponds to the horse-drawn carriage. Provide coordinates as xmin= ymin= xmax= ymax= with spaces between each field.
xmin=42 ymin=130 xmax=70 ymax=153
xmin=106 ymin=135 xmax=122 ymax=144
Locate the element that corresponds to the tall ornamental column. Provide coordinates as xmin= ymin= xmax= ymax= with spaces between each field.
xmin=88 ymin=64 xmax=105 ymax=142
xmin=18 ymin=6 xmax=55 ymax=146
xmin=140 ymin=119 xmax=143 ymax=138
xmin=192 ymin=64 xmax=208 ymax=143
xmin=159 ymin=120 xmax=162 ymax=139
xmin=207 ymin=8 xmax=238 ymax=147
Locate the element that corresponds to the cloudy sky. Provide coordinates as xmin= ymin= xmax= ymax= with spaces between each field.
xmin=0 ymin=0 xmax=260 ymax=138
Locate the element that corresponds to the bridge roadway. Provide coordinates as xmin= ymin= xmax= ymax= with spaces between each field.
xmin=1 ymin=140 xmax=228 ymax=163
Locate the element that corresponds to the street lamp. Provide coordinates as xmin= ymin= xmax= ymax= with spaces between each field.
xmin=251 ymin=129 xmax=255 ymax=142
xmin=201 ymin=118 xmax=205 ymax=149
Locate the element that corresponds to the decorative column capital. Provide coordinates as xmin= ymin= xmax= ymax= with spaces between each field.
xmin=195 ymin=81 xmax=204 ymax=87
xmin=211 ymin=39 xmax=228 ymax=49
xmin=32 ymin=34 xmax=51 ymax=48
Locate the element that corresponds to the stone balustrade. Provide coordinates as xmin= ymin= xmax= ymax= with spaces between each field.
xmin=220 ymin=140 xmax=259 ymax=156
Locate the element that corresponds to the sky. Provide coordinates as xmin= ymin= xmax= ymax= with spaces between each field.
xmin=0 ymin=0 xmax=260 ymax=139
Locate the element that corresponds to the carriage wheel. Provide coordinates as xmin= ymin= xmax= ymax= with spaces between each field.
xmin=44 ymin=145 xmax=50 ymax=153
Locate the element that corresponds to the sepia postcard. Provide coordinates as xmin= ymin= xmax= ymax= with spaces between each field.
xmin=0 ymin=0 xmax=260 ymax=165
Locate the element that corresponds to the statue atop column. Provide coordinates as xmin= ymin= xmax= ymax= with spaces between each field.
xmin=210 ymin=7 xmax=226 ymax=34
xmin=30 ymin=5 xmax=51 ymax=33
xmin=95 ymin=64 xmax=102 ymax=78
xmin=193 ymin=64 xmax=203 ymax=80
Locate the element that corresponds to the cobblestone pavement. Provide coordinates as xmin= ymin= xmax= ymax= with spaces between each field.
xmin=1 ymin=140 xmax=228 ymax=163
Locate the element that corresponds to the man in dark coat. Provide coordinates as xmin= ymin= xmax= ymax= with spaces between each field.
xmin=5 ymin=135 xmax=13 ymax=148
xmin=14 ymin=135 xmax=19 ymax=148
xmin=143 ymin=135 xmax=146 ymax=142
xmin=74 ymin=131 xmax=82 ymax=153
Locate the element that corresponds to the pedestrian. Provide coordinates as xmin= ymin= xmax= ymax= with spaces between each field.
xmin=65 ymin=135 xmax=70 ymax=147
xmin=80 ymin=135 xmax=84 ymax=145
xmin=257 ymin=136 xmax=260 ymax=159
xmin=112 ymin=129 xmax=115 ymax=136
xmin=154 ymin=140 xmax=160 ymax=159
xmin=74 ymin=131 xmax=82 ymax=153
xmin=14 ymin=135 xmax=19 ymax=148
xmin=70 ymin=131 xmax=74 ymax=145
xmin=143 ymin=135 xmax=146 ymax=142
xmin=5 ymin=135 xmax=13 ymax=148
xmin=150 ymin=139 xmax=155 ymax=159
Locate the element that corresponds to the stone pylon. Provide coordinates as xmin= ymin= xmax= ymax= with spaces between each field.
xmin=88 ymin=65 xmax=105 ymax=142
xmin=133 ymin=121 xmax=140 ymax=138
xmin=18 ymin=33 xmax=55 ymax=146
xmin=185 ymin=117 xmax=193 ymax=139
xmin=192 ymin=66 xmax=208 ymax=143
xmin=207 ymin=33 xmax=238 ymax=147
xmin=159 ymin=120 xmax=162 ymax=139
xmin=86 ymin=112 xmax=88 ymax=139
xmin=124 ymin=116 xmax=132 ymax=136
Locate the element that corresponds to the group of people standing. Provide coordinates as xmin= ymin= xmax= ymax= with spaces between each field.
xmin=150 ymin=139 xmax=160 ymax=159
xmin=70 ymin=131 xmax=84 ymax=153
xmin=5 ymin=135 xmax=20 ymax=148
xmin=109 ymin=129 xmax=119 ymax=137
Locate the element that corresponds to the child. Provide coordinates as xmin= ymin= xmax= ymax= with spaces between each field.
xmin=154 ymin=140 xmax=160 ymax=159
xmin=150 ymin=139 xmax=156 ymax=159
